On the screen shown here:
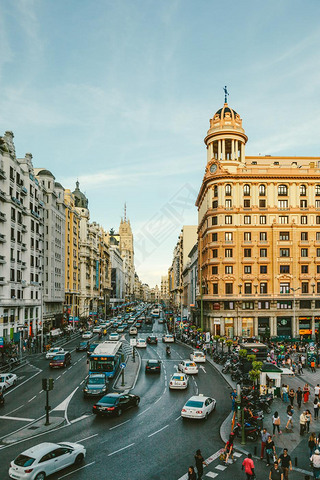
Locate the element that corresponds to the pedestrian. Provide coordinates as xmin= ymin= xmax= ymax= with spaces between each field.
xmin=310 ymin=449 xmax=320 ymax=480
xmin=282 ymin=384 xmax=289 ymax=403
xmin=304 ymin=383 xmax=310 ymax=403
xmin=225 ymin=432 xmax=235 ymax=465
xmin=288 ymin=388 xmax=295 ymax=406
xmin=242 ymin=453 xmax=255 ymax=480
xmin=261 ymin=427 xmax=271 ymax=460
xmin=315 ymin=385 xmax=320 ymax=398
xmin=266 ymin=434 xmax=276 ymax=466
xmin=187 ymin=466 xmax=197 ymax=480
xmin=269 ymin=460 xmax=284 ymax=480
xmin=272 ymin=411 xmax=282 ymax=435
xmin=296 ymin=387 xmax=303 ymax=409
xmin=311 ymin=359 xmax=316 ymax=373
xmin=300 ymin=410 xmax=307 ymax=436
xmin=314 ymin=398 xmax=320 ymax=420
xmin=278 ymin=448 xmax=292 ymax=480
xmin=308 ymin=432 xmax=318 ymax=457
xmin=231 ymin=389 xmax=237 ymax=411
xmin=298 ymin=361 xmax=303 ymax=375
xmin=306 ymin=409 xmax=312 ymax=433
xmin=194 ymin=449 xmax=207 ymax=480
xmin=285 ymin=405 xmax=294 ymax=430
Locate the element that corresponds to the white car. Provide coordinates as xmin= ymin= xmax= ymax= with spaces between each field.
xmin=0 ymin=373 xmax=17 ymax=391
xmin=178 ymin=360 xmax=198 ymax=374
xmin=82 ymin=331 xmax=93 ymax=339
xmin=181 ymin=394 xmax=216 ymax=420
xmin=136 ymin=338 xmax=147 ymax=348
xmin=93 ymin=326 xmax=102 ymax=333
xmin=128 ymin=317 xmax=135 ymax=324
xmin=9 ymin=441 xmax=86 ymax=480
xmin=162 ymin=334 xmax=175 ymax=343
xmin=169 ymin=373 xmax=188 ymax=390
xmin=109 ymin=332 xmax=120 ymax=341
xmin=129 ymin=327 xmax=138 ymax=335
xmin=45 ymin=347 xmax=65 ymax=359
xmin=190 ymin=351 xmax=206 ymax=363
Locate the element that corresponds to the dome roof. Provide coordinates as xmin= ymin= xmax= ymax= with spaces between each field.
xmin=73 ymin=181 xmax=88 ymax=209
xmin=36 ymin=169 xmax=54 ymax=177
xmin=214 ymin=104 xmax=238 ymax=120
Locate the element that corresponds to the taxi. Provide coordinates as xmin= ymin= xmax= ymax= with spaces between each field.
xmin=181 ymin=394 xmax=216 ymax=420
xmin=178 ymin=360 xmax=198 ymax=374
xmin=169 ymin=373 xmax=188 ymax=389
xmin=190 ymin=351 xmax=206 ymax=363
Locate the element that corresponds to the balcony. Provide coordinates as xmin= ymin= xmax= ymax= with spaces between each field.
xmin=0 ymin=255 xmax=6 ymax=264
xmin=0 ymin=277 xmax=6 ymax=285
xmin=21 ymin=243 xmax=27 ymax=251
xmin=21 ymin=262 xmax=27 ymax=269
xmin=11 ymin=196 xmax=21 ymax=206
xmin=21 ymin=224 xmax=27 ymax=233
xmin=0 ymin=189 xmax=7 ymax=201
xmin=0 ymin=167 xmax=6 ymax=179
xmin=0 ymin=212 xmax=6 ymax=222
xmin=0 ymin=234 xmax=6 ymax=243
xmin=21 ymin=186 xmax=27 ymax=195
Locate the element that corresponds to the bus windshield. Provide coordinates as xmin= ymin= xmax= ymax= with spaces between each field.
xmin=90 ymin=359 xmax=114 ymax=372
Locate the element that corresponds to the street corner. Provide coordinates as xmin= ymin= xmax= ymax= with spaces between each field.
xmin=1 ymin=415 xmax=66 ymax=445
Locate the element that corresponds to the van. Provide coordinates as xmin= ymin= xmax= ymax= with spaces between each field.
xmin=49 ymin=351 xmax=71 ymax=368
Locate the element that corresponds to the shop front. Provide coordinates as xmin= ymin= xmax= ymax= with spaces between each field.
xmin=258 ymin=317 xmax=270 ymax=341
xmin=260 ymin=364 xmax=282 ymax=398
xmin=213 ymin=317 xmax=221 ymax=336
xmin=277 ymin=317 xmax=292 ymax=338
xmin=299 ymin=317 xmax=312 ymax=339
xmin=242 ymin=317 xmax=254 ymax=338
xmin=224 ymin=318 xmax=234 ymax=338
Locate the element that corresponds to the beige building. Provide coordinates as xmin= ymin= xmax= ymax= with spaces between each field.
xmin=196 ymin=100 xmax=320 ymax=340
xmin=160 ymin=275 xmax=169 ymax=304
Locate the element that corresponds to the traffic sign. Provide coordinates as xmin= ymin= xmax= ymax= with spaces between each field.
xmin=130 ymin=338 xmax=137 ymax=346
xmin=120 ymin=363 xmax=126 ymax=369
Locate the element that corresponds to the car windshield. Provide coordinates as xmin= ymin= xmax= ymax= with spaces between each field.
xmin=52 ymin=355 xmax=64 ymax=360
xmin=172 ymin=376 xmax=184 ymax=381
xmin=186 ymin=363 xmax=195 ymax=367
xmin=99 ymin=396 xmax=118 ymax=405
xmin=14 ymin=454 xmax=35 ymax=467
xmin=88 ymin=376 xmax=105 ymax=385
xmin=148 ymin=360 xmax=159 ymax=365
xmin=80 ymin=342 xmax=87 ymax=346
xmin=185 ymin=400 xmax=204 ymax=408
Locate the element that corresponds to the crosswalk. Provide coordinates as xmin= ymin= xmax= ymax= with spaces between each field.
xmin=177 ymin=449 xmax=243 ymax=480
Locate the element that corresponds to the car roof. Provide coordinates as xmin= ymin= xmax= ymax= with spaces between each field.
xmin=187 ymin=395 xmax=210 ymax=401
xmin=19 ymin=442 xmax=59 ymax=457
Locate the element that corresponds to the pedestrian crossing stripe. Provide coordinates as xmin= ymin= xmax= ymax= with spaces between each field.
xmin=206 ymin=473 xmax=218 ymax=478
xmin=233 ymin=452 xmax=242 ymax=457
xmin=215 ymin=465 xmax=227 ymax=471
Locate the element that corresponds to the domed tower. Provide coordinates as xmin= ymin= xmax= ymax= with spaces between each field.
xmin=73 ymin=181 xmax=88 ymax=209
xmin=204 ymin=93 xmax=247 ymax=172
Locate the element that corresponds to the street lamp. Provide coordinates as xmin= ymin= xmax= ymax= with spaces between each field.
xmin=290 ymin=287 xmax=301 ymax=339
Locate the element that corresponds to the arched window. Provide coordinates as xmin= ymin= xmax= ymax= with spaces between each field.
xmin=259 ymin=184 xmax=266 ymax=196
xmin=300 ymin=185 xmax=307 ymax=196
xmin=243 ymin=184 xmax=250 ymax=196
xmin=225 ymin=184 xmax=232 ymax=196
xmin=278 ymin=184 xmax=288 ymax=196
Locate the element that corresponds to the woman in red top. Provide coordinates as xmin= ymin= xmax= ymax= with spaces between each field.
xmin=304 ymin=383 xmax=310 ymax=403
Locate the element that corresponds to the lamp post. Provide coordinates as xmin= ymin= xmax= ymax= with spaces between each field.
xmin=290 ymin=287 xmax=301 ymax=340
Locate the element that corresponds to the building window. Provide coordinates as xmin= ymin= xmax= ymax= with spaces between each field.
xmin=225 ymin=265 xmax=233 ymax=274
xmin=225 ymin=184 xmax=232 ymax=196
xmin=259 ymin=184 xmax=266 ymax=196
xmin=243 ymin=184 xmax=250 ymax=196
xmin=260 ymin=232 xmax=267 ymax=241
xmin=244 ymin=232 xmax=251 ymax=241
xmin=224 ymin=301 xmax=235 ymax=310
xmin=301 ymin=248 xmax=308 ymax=257
xmin=279 ymin=231 xmax=289 ymax=241
xmin=317 ymin=216 xmax=320 ymax=225
xmin=260 ymin=265 xmax=268 ymax=274
xmin=300 ymin=199 xmax=308 ymax=209
xmin=317 ymin=248 xmax=320 ymax=257
xmin=280 ymin=248 xmax=290 ymax=257
xmin=212 ymin=249 xmax=218 ymax=258
xmin=242 ymin=301 xmax=254 ymax=310
xmin=301 ymin=265 xmax=309 ymax=274
xmin=259 ymin=215 xmax=266 ymax=224
xmin=317 ymin=232 xmax=320 ymax=242
xmin=244 ymin=265 xmax=252 ymax=274
xmin=260 ymin=283 xmax=268 ymax=294
xmin=277 ymin=301 xmax=292 ymax=309
xmin=260 ymin=248 xmax=267 ymax=257
xmin=212 ymin=216 xmax=218 ymax=225
xmin=244 ymin=215 xmax=251 ymax=224
xmin=212 ymin=266 xmax=218 ymax=275
xmin=278 ymin=184 xmax=288 ymax=196
xmin=300 ymin=184 xmax=307 ymax=196
xmin=317 ymin=265 xmax=320 ymax=274
xmin=317 ymin=282 xmax=320 ymax=294
xmin=259 ymin=199 xmax=266 ymax=208
xmin=225 ymin=232 xmax=233 ymax=241
xmin=244 ymin=199 xmax=251 ymax=208
xmin=244 ymin=248 xmax=251 ymax=257
xmin=301 ymin=282 xmax=309 ymax=294
xmin=280 ymin=283 xmax=290 ymax=294
xmin=225 ymin=215 xmax=232 ymax=224
xmin=213 ymin=283 xmax=218 ymax=294
xmin=212 ymin=233 xmax=217 ymax=241
xmin=213 ymin=185 xmax=218 ymax=197
xmin=225 ymin=283 xmax=233 ymax=294
xmin=316 ymin=200 xmax=320 ymax=209
xmin=301 ymin=215 xmax=308 ymax=224
xmin=280 ymin=265 xmax=290 ymax=274
xmin=278 ymin=200 xmax=288 ymax=209
xmin=279 ymin=216 xmax=289 ymax=224
xmin=244 ymin=283 xmax=252 ymax=294
xmin=225 ymin=248 xmax=233 ymax=257
xmin=225 ymin=199 xmax=232 ymax=209
xmin=212 ymin=200 xmax=218 ymax=209
xmin=301 ymin=232 xmax=308 ymax=241
xmin=316 ymin=185 xmax=320 ymax=196
xmin=258 ymin=301 xmax=270 ymax=309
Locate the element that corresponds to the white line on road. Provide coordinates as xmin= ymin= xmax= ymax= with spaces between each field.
xmin=6 ymin=370 xmax=42 ymax=396
xmin=28 ymin=395 xmax=37 ymax=402
xmin=0 ymin=415 xmax=35 ymax=421
xmin=137 ymin=407 xmax=150 ymax=416
xmin=4 ymin=404 xmax=24 ymax=416
xmin=109 ymin=419 xmax=131 ymax=430
xmin=38 ymin=390 xmax=43 ymax=394
xmin=76 ymin=434 xmax=98 ymax=443
xmin=148 ymin=424 xmax=169 ymax=437
xmin=108 ymin=443 xmax=135 ymax=456
xmin=62 ymin=371 xmax=67 ymax=375
xmin=70 ymin=415 xmax=90 ymax=424
xmin=58 ymin=462 xmax=95 ymax=479
xmin=154 ymin=397 xmax=162 ymax=405
xmin=56 ymin=375 xmax=61 ymax=380
xmin=80 ymin=379 xmax=84 ymax=385
xmin=175 ymin=415 xmax=181 ymax=421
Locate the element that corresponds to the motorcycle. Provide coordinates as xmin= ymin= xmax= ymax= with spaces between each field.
xmin=166 ymin=347 xmax=171 ymax=356
xmin=233 ymin=421 xmax=259 ymax=442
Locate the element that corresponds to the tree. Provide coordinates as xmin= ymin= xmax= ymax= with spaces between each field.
xmin=213 ymin=335 xmax=220 ymax=350
xmin=247 ymin=354 xmax=257 ymax=363
xmin=219 ymin=336 xmax=226 ymax=353
xmin=239 ymin=349 xmax=248 ymax=360
xmin=226 ymin=340 xmax=233 ymax=353
xmin=249 ymin=369 xmax=261 ymax=386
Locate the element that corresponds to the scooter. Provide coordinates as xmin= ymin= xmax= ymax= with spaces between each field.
xmin=166 ymin=347 xmax=171 ymax=356
xmin=233 ymin=421 xmax=259 ymax=442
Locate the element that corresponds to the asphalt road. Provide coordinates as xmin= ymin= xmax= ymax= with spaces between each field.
xmin=0 ymin=317 xmax=231 ymax=480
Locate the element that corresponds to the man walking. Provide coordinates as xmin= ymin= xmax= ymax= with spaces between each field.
xmin=269 ymin=461 xmax=284 ymax=480
xmin=296 ymin=387 xmax=303 ymax=409
xmin=194 ymin=449 xmax=207 ymax=480
xmin=315 ymin=384 xmax=320 ymax=398
xmin=261 ymin=427 xmax=270 ymax=460
xmin=279 ymin=448 xmax=292 ymax=480
xmin=300 ymin=410 xmax=307 ymax=435
xmin=242 ymin=453 xmax=255 ymax=480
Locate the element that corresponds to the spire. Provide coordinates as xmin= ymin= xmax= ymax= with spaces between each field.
xmin=223 ymin=85 xmax=229 ymax=104
xmin=124 ymin=202 xmax=127 ymax=222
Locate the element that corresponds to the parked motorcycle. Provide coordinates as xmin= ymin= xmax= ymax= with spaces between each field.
xmin=233 ymin=421 xmax=259 ymax=442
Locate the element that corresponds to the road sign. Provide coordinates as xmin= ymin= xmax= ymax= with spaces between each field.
xmin=130 ymin=338 xmax=137 ymax=346
xmin=120 ymin=363 xmax=126 ymax=369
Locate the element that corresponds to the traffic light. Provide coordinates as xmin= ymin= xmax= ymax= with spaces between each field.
xmin=48 ymin=378 xmax=54 ymax=390
xmin=42 ymin=378 xmax=54 ymax=391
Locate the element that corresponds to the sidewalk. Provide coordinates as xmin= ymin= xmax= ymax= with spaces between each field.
xmin=113 ymin=340 xmax=141 ymax=392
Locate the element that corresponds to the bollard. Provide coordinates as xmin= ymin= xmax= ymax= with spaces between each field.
xmin=295 ymin=457 xmax=297 ymax=467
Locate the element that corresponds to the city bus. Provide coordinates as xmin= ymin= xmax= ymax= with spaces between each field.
xmin=89 ymin=341 xmax=122 ymax=379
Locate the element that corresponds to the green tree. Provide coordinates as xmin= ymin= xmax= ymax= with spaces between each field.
xmin=213 ymin=335 xmax=220 ymax=350
xmin=226 ymin=339 xmax=233 ymax=353
xmin=219 ymin=336 xmax=226 ymax=353
xmin=247 ymin=354 xmax=257 ymax=363
xmin=249 ymin=369 xmax=261 ymax=386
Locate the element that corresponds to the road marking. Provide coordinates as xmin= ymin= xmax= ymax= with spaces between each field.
xmin=76 ymin=433 xmax=98 ymax=442
xmin=200 ymin=365 xmax=207 ymax=373
xmin=80 ymin=380 xmax=85 ymax=385
xmin=154 ymin=397 xmax=162 ymax=404
xmin=108 ymin=443 xmax=135 ymax=456
xmin=28 ymin=395 xmax=37 ymax=402
xmin=175 ymin=415 xmax=181 ymax=421
xmin=109 ymin=419 xmax=131 ymax=430
xmin=215 ymin=465 xmax=226 ymax=471
xmin=56 ymin=375 xmax=61 ymax=380
xmin=5 ymin=370 xmax=42 ymax=396
xmin=58 ymin=462 xmax=95 ymax=479
xmin=70 ymin=415 xmax=90 ymax=424
xmin=62 ymin=371 xmax=67 ymax=375
xmin=0 ymin=415 xmax=35 ymax=421
xmin=148 ymin=424 xmax=169 ymax=437
xmin=5 ymin=404 xmax=24 ymax=416
xmin=137 ymin=407 xmax=150 ymax=416
xmin=233 ymin=452 xmax=242 ymax=457
xmin=206 ymin=473 xmax=218 ymax=478
xmin=68 ymin=366 xmax=72 ymax=370
xmin=38 ymin=390 xmax=43 ymax=394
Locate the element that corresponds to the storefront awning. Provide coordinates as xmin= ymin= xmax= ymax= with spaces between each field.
xmin=266 ymin=372 xmax=280 ymax=380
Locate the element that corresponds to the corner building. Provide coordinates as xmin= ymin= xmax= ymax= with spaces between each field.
xmin=196 ymin=102 xmax=320 ymax=340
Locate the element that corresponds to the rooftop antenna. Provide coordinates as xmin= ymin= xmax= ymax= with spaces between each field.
xmin=223 ymin=85 xmax=229 ymax=104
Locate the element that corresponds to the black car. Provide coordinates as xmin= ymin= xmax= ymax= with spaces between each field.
xmin=146 ymin=335 xmax=157 ymax=345
xmin=87 ymin=342 xmax=99 ymax=357
xmin=145 ymin=359 xmax=161 ymax=373
xmin=76 ymin=341 xmax=89 ymax=352
xmin=83 ymin=373 xmax=108 ymax=397
xmin=93 ymin=393 xmax=140 ymax=416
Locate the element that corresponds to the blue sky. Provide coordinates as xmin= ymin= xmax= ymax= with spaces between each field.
xmin=1 ymin=0 xmax=320 ymax=286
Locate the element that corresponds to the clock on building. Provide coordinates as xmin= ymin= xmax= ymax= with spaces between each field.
xmin=210 ymin=163 xmax=217 ymax=174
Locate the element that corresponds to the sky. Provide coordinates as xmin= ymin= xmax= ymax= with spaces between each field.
xmin=1 ymin=0 xmax=320 ymax=287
